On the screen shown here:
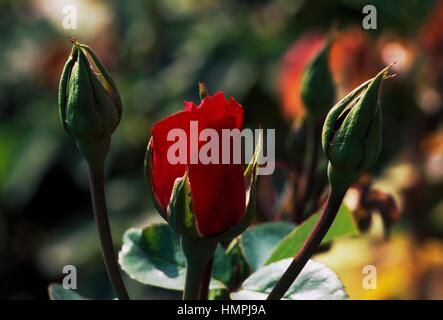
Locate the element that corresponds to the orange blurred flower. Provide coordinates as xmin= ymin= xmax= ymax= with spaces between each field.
xmin=279 ymin=28 xmax=378 ymax=121
xmin=279 ymin=32 xmax=323 ymax=121
xmin=329 ymin=28 xmax=378 ymax=94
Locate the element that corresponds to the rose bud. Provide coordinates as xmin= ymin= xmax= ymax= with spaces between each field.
xmin=145 ymin=92 xmax=258 ymax=240
xmin=58 ymin=39 xmax=129 ymax=299
xmin=300 ymin=34 xmax=335 ymax=123
xmin=322 ymin=65 xmax=393 ymax=191
xmin=58 ymin=38 xmax=122 ymax=165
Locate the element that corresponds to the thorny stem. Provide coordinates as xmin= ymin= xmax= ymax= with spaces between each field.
xmin=267 ymin=189 xmax=345 ymax=300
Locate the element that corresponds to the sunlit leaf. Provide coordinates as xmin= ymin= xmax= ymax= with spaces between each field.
xmin=231 ymin=259 xmax=347 ymax=300
xmin=48 ymin=283 xmax=87 ymax=300
xmin=266 ymin=205 xmax=358 ymax=264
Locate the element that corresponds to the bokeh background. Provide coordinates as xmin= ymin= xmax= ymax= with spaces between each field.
xmin=1 ymin=0 xmax=443 ymax=299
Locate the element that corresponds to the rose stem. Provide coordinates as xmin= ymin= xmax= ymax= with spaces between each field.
xmin=198 ymin=256 xmax=214 ymax=300
xmin=183 ymin=263 xmax=205 ymax=300
xmin=182 ymin=236 xmax=217 ymax=300
xmin=294 ymin=122 xmax=321 ymax=223
xmin=267 ymin=189 xmax=345 ymax=300
xmin=88 ymin=165 xmax=130 ymax=300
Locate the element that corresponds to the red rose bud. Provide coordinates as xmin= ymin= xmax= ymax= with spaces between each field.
xmin=145 ymin=92 xmax=258 ymax=239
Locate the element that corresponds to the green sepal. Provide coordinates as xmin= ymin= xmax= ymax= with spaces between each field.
xmin=361 ymin=106 xmax=382 ymax=170
xmin=322 ymin=79 xmax=371 ymax=157
xmin=88 ymin=61 xmax=120 ymax=137
xmin=58 ymin=46 xmax=78 ymax=134
xmin=167 ymin=171 xmax=202 ymax=237
xmin=80 ymin=44 xmax=122 ymax=121
xmin=65 ymin=49 xmax=100 ymax=142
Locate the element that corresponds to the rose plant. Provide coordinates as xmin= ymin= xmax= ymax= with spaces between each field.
xmin=49 ymin=36 xmax=396 ymax=301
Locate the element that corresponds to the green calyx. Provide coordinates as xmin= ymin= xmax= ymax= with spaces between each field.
xmin=58 ymin=39 xmax=122 ymax=165
xmin=300 ymin=35 xmax=335 ymax=123
xmin=322 ymin=66 xmax=392 ymax=190
xmin=167 ymin=171 xmax=201 ymax=237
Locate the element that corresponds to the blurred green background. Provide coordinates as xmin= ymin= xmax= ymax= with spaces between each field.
xmin=1 ymin=0 xmax=443 ymax=299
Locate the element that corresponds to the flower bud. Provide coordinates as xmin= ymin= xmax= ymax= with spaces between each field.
xmin=300 ymin=35 xmax=335 ymax=122
xmin=58 ymin=39 xmax=122 ymax=165
xmin=322 ymin=66 xmax=391 ymax=190
xmin=145 ymin=92 xmax=259 ymax=240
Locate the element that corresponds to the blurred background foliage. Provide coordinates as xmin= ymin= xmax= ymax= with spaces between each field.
xmin=1 ymin=0 xmax=443 ymax=299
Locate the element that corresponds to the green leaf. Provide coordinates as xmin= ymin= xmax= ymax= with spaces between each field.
xmin=266 ymin=205 xmax=358 ymax=264
xmin=231 ymin=259 xmax=347 ymax=300
xmin=118 ymin=224 xmax=229 ymax=291
xmin=48 ymin=284 xmax=87 ymax=300
xmin=213 ymin=244 xmax=233 ymax=285
xmin=239 ymin=222 xmax=294 ymax=271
